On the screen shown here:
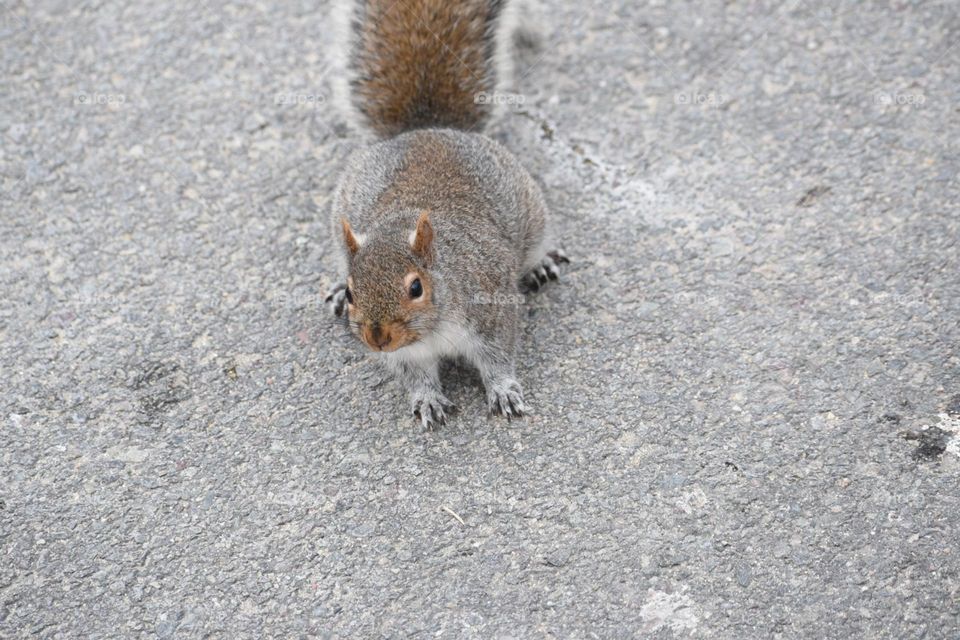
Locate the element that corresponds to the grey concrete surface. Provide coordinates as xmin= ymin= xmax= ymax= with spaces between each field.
xmin=2 ymin=0 xmax=959 ymax=637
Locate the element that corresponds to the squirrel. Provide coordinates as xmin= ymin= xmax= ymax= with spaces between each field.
xmin=324 ymin=0 xmax=567 ymax=429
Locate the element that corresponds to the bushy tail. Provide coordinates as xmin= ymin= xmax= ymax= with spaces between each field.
xmin=332 ymin=0 xmax=522 ymax=138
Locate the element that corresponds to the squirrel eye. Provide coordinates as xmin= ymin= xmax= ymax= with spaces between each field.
xmin=344 ymin=287 xmax=354 ymax=304
xmin=409 ymin=278 xmax=423 ymax=299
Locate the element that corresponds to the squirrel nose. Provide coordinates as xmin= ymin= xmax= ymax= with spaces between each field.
xmin=369 ymin=324 xmax=391 ymax=350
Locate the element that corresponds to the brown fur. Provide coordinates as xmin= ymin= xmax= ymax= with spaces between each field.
xmin=378 ymin=135 xmax=482 ymax=211
xmin=411 ymin=211 xmax=434 ymax=263
xmin=348 ymin=0 xmax=505 ymax=137
xmin=341 ymin=218 xmax=361 ymax=255
xmin=345 ymin=257 xmax=435 ymax=352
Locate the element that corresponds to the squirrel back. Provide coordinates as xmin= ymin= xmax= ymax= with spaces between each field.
xmin=332 ymin=0 xmax=525 ymax=137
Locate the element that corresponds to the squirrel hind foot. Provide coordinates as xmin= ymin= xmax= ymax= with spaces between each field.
xmin=520 ymin=249 xmax=569 ymax=293
xmin=325 ymin=282 xmax=348 ymax=318
xmin=547 ymin=249 xmax=570 ymax=265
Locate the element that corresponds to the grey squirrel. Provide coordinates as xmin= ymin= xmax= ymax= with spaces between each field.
xmin=325 ymin=0 xmax=567 ymax=428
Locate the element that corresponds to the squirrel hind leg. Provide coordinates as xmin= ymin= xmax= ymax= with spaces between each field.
xmin=520 ymin=249 xmax=569 ymax=293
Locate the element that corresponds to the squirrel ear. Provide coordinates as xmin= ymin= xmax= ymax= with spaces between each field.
xmin=341 ymin=217 xmax=361 ymax=256
xmin=410 ymin=211 xmax=434 ymax=263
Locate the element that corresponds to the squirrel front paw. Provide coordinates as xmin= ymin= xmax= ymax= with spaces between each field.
xmin=412 ymin=391 xmax=455 ymax=430
xmin=324 ymin=282 xmax=348 ymax=318
xmin=487 ymin=377 xmax=529 ymax=418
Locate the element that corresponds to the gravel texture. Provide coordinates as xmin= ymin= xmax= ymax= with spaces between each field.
xmin=2 ymin=0 xmax=959 ymax=637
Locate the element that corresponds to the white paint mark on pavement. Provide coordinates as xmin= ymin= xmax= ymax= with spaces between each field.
xmin=640 ymin=589 xmax=700 ymax=635
xmin=936 ymin=413 xmax=960 ymax=458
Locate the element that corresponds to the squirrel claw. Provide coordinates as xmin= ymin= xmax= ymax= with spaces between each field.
xmin=521 ymin=250 xmax=568 ymax=293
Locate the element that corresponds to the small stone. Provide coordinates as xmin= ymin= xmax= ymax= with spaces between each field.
xmin=545 ymin=549 xmax=571 ymax=568
xmin=242 ymin=112 xmax=268 ymax=132
xmin=946 ymin=395 xmax=960 ymax=417
xmin=639 ymin=391 xmax=660 ymax=405
xmin=636 ymin=301 xmax=660 ymax=317
xmin=350 ymin=523 xmax=375 ymax=537
xmin=155 ymin=620 xmax=178 ymax=639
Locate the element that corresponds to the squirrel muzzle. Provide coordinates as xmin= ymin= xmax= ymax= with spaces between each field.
xmin=360 ymin=321 xmax=415 ymax=353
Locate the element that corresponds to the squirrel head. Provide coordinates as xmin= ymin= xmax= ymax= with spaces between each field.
xmin=339 ymin=211 xmax=439 ymax=352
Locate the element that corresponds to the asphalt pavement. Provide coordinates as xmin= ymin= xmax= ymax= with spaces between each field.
xmin=2 ymin=0 xmax=959 ymax=637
